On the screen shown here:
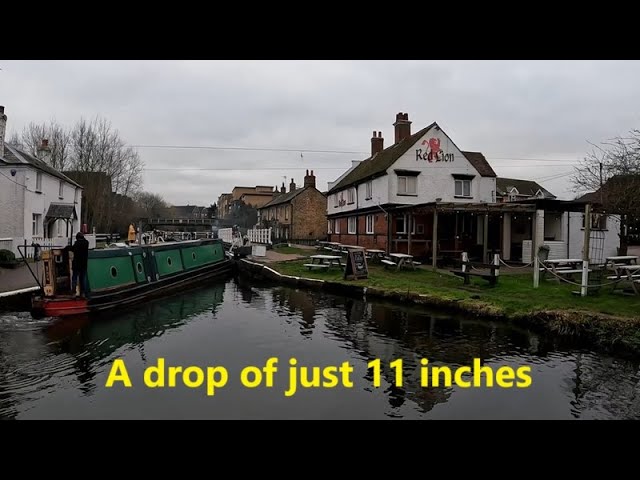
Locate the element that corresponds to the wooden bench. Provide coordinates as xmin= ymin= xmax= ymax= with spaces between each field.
xmin=451 ymin=262 xmax=500 ymax=286
xmin=303 ymin=264 xmax=329 ymax=271
xmin=412 ymin=261 xmax=422 ymax=266
xmin=381 ymin=259 xmax=397 ymax=269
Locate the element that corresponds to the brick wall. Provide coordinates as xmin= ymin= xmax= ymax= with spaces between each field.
xmin=328 ymin=212 xmax=389 ymax=251
xmin=291 ymin=188 xmax=327 ymax=240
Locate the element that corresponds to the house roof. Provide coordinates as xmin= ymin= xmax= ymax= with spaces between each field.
xmin=328 ymin=122 xmax=495 ymax=193
xmin=1 ymin=144 xmax=82 ymax=188
xmin=259 ymin=187 xmax=308 ymax=208
xmin=496 ymin=177 xmax=556 ymax=198
xmin=462 ymin=152 xmax=496 ymax=178
xmin=45 ymin=203 xmax=77 ymax=219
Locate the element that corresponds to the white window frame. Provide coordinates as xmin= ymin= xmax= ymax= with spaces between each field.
xmin=335 ymin=219 xmax=340 ymax=234
xmin=36 ymin=172 xmax=42 ymax=192
xmin=365 ymin=181 xmax=372 ymax=200
xmin=366 ymin=214 xmax=374 ymax=234
xmin=58 ymin=180 xmax=64 ymax=198
xmin=455 ymin=179 xmax=472 ymax=198
xmin=347 ymin=188 xmax=355 ymax=204
xmin=328 ymin=219 xmax=333 ymax=234
xmin=32 ymin=213 xmax=41 ymax=236
xmin=398 ymin=176 xmax=417 ymax=195
xmin=333 ymin=194 xmax=338 ymax=208
xmin=348 ymin=217 xmax=357 ymax=234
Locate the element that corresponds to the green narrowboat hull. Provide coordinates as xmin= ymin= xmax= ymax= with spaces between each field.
xmin=32 ymin=239 xmax=233 ymax=317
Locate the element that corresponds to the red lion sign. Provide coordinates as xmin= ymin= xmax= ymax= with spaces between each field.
xmin=416 ymin=137 xmax=454 ymax=162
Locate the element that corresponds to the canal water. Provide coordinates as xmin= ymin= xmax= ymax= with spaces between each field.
xmin=1 ymin=277 xmax=639 ymax=420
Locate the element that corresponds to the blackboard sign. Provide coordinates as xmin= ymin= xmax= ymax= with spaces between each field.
xmin=344 ymin=249 xmax=368 ymax=280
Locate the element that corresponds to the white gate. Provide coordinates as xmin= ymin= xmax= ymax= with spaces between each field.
xmin=247 ymin=227 xmax=272 ymax=245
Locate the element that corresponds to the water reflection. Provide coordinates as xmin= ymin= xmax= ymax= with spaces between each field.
xmin=1 ymin=278 xmax=640 ymax=419
xmin=0 ymin=282 xmax=226 ymax=419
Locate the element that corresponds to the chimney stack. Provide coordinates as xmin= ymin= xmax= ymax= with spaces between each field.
xmin=304 ymin=169 xmax=316 ymax=188
xmin=371 ymin=130 xmax=384 ymax=156
xmin=393 ymin=112 xmax=411 ymax=144
xmin=37 ymin=138 xmax=52 ymax=165
xmin=0 ymin=106 xmax=6 ymax=159
xmin=281 ymin=182 xmax=286 ymax=194
xmin=289 ymin=178 xmax=296 ymax=192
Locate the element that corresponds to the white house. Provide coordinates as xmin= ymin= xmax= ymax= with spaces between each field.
xmin=325 ymin=111 xmax=621 ymax=264
xmin=326 ymin=112 xmax=497 ymax=254
xmin=0 ymin=106 xmax=83 ymax=256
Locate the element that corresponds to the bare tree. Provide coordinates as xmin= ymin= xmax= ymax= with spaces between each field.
xmin=134 ymin=191 xmax=170 ymax=218
xmin=573 ymin=130 xmax=640 ymax=254
xmin=65 ymin=116 xmax=145 ymax=233
xmin=20 ymin=120 xmax=71 ymax=171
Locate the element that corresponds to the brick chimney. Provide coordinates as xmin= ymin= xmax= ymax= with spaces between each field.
xmin=37 ymin=138 xmax=52 ymax=164
xmin=0 ymin=106 xmax=7 ymax=159
xmin=281 ymin=182 xmax=286 ymax=194
xmin=304 ymin=169 xmax=316 ymax=188
xmin=393 ymin=112 xmax=411 ymax=144
xmin=289 ymin=178 xmax=296 ymax=192
xmin=371 ymin=131 xmax=384 ymax=156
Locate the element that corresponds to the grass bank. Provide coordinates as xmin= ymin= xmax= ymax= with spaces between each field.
xmin=264 ymin=259 xmax=640 ymax=357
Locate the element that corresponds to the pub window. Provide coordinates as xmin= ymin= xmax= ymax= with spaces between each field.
xmin=455 ymin=179 xmax=472 ymax=197
xmin=398 ymin=176 xmax=417 ymax=195
xmin=365 ymin=181 xmax=372 ymax=200
xmin=348 ymin=216 xmax=357 ymax=234
xmin=347 ymin=188 xmax=355 ymax=204
xmin=366 ymin=214 xmax=374 ymax=234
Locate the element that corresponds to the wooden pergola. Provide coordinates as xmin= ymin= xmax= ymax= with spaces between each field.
xmin=391 ymin=202 xmax=536 ymax=269
xmin=391 ymin=198 xmax=606 ymax=273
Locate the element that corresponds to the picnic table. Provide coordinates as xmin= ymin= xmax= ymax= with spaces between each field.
xmin=366 ymin=249 xmax=386 ymax=262
xmin=304 ymin=255 xmax=343 ymax=271
xmin=542 ymin=258 xmax=590 ymax=282
xmin=608 ymin=264 xmax=640 ymax=294
xmin=605 ymin=256 xmax=639 ymax=267
xmin=381 ymin=253 xmax=419 ymax=271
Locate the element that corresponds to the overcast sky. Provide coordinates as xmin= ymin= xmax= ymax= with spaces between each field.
xmin=2 ymin=60 xmax=640 ymax=205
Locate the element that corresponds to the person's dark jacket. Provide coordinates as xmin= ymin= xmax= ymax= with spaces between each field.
xmin=71 ymin=237 xmax=89 ymax=271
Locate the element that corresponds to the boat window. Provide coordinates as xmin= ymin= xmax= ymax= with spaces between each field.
xmin=167 ymin=257 xmax=173 ymax=266
xmin=136 ymin=262 xmax=143 ymax=274
xmin=192 ymin=252 xmax=197 ymax=260
xmin=110 ymin=266 xmax=118 ymax=278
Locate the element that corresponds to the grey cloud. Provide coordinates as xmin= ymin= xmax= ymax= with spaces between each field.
xmin=2 ymin=60 xmax=640 ymax=205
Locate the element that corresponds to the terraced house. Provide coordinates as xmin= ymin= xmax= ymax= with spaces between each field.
xmin=257 ymin=170 xmax=326 ymax=243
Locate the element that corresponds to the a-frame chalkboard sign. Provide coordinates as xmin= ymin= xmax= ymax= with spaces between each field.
xmin=344 ymin=249 xmax=369 ymax=280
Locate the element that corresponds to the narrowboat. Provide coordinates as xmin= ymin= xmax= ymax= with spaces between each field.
xmin=31 ymin=238 xmax=233 ymax=318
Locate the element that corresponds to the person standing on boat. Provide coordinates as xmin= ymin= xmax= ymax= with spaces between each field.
xmin=128 ymin=223 xmax=136 ymax=244
xmin=71 ymin=232 xmax=90 ymax=298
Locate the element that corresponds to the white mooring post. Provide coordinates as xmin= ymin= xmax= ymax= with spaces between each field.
xmin=461 ymin=252 xmax=468 ymax=273
xmin=581 ymin=203 xmax=591 ymax=297
xmin=533 ymin=248 xmax=540 ymax=288
xmin=493 ymin=253 xmax=500 ymax=278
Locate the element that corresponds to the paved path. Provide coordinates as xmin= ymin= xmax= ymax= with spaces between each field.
xmin=249 ymin=250 xmax=306 ymax=264
xmin=0 ymin=262 xmax=42 ymax=293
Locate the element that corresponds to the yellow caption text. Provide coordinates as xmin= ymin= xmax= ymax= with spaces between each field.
xmin=105 ymin=357 xmax=532 ymax=396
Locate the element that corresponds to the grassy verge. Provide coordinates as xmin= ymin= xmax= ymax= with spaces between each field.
xmin=273 ymin=260 xmax=640 ymax=319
